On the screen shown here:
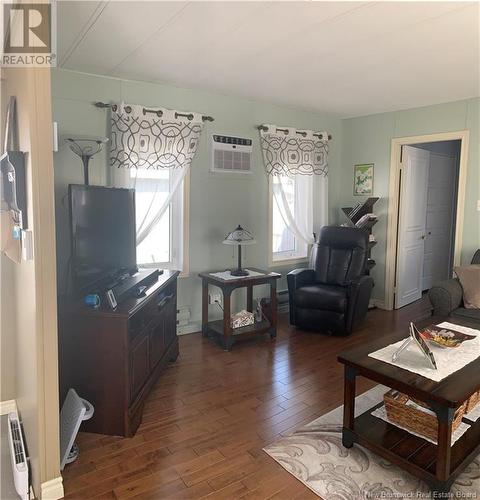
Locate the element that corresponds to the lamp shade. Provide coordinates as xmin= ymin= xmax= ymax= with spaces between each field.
xmin=65 ymin=136 xmax=108 ymax=185
xmin=223 ymin=225 xmax=256 ymax=246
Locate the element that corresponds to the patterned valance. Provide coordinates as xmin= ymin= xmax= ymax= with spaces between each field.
xmin=259 ymin=124 xmax=329 ymax=176
xmin=110 ymin=103 xmax=203 ymax=169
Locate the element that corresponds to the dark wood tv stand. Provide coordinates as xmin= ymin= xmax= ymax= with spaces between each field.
xmin=58 ymin=270 xmax=179 ymax=437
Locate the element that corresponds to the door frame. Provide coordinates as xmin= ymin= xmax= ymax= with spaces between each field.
xmin=385 ymin=130 xmax=469 ymax=310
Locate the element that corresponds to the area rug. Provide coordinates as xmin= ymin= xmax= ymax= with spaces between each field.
xmin=263 ymin=386 xmax=480 ymax=499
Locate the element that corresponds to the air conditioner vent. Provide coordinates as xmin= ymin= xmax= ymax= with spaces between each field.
xmin=211 ymin=134 xmax=253 ymax=174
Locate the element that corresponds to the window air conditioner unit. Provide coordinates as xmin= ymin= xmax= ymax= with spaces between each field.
xmin=211 ymin=134 xmax=253 ymax=174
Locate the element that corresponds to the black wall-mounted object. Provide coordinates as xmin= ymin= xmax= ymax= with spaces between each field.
xmin=2 ymin=96 xmax=28 ymax=229
xmin=6 ymin=151 xmax=28 ymax=228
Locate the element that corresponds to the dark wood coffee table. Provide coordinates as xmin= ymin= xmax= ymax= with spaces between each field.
xmin=338 ymin=316 xmax=480 ymax=493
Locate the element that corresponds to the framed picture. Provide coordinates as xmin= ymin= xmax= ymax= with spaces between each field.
xmin=354 ymin=163 xmax=374 ymax=196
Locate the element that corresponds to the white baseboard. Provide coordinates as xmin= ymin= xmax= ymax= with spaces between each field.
xmin=371 ymin=299 xmax=388 ymax=310
xmin=177 ymin=322 xmax=201 ymax=336
xmin=0 ymin=399 xmax=17 ymax=415
xmin=41 ymin=476 xmax=64 ymax=499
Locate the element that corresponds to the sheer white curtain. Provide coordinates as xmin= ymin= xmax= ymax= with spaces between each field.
xmin=111 ymin=166 xmax=188 ymax=245
xmin=110 ymin=103 xmax=203 ymax=261
xmin=260 ymin=124 xmax=330 ymax=247
xmin=314 ymin=173 xmax=329 ymax=233
xmin=272 ymin=174 xmax=314 ymax=245
xmin=136 ymin=167 xmax=188 ymax=245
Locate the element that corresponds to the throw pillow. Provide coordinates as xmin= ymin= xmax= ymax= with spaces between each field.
xmin=454 ymin=265 xmax=480 ymax=309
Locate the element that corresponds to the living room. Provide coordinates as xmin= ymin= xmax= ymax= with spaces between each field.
xmin=1 ymin=1 xmax=479 ymax=499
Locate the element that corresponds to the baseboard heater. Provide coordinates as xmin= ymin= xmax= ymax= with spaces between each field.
xmin=260 ymin=289 xmax=289 ymax=316
xmin=8 ymin=411 xmax=29 ymax=500
xmin=178 ymin=290 xmax=290 ymax=335
xmin=277 ymin=290 xmax=290 ymax=314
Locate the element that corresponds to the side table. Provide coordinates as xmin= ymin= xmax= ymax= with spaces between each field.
xmin=199 ymin=268 xmax=281 ymax=351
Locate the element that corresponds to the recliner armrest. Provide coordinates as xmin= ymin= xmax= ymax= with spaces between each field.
xmin=346 ymin=275 xmax=373 ymax=294
xmin=287 ymin=268 xmax=315 ymax=290
xmin=287 ymin=268 xmax=315 ymax=326
xmin=346 ymin=275 xmax=374 ymax=302
xmin=428 ymin=278 xmax=463 ymax=316
xmin=345 ymin=275 xmax=374 ymax=334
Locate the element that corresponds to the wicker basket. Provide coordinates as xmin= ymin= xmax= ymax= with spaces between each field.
xmin=466 ymin=390 xmax=480 ymax=413
xmin=383 ymin=390 xmax=466 ymax=442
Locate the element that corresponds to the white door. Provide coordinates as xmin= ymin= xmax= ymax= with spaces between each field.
xmin=395 ymin=146 xmax=429 ymax=309
xmin=422 ymin=153 xmax=457 ymax=290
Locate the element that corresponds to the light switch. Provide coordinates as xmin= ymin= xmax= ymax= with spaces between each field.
xmin=22 ymin=230 xmax=34 ymax=261
xmin=477 ymin=200 xmax=480 ymax=212
xmin=53 ymin=122 xmax=58 ymax=152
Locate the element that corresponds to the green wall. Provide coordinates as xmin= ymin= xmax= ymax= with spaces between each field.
xmin=52 ymin=68 xmax=479 ymax=317
xmin=51 ymin=69 xmax=343 ymax=326
xmin=341 ymin=98 xmax=480 ymax=304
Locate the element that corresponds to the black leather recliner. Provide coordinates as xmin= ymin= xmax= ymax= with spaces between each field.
xmin=287 ymin=226 xmax=374 ymax=335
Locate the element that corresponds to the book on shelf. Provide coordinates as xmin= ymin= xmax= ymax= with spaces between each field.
xmin=355 ymin=213 xmax=377 ymax=228
xmin=342 ymin=197 xmax=380 ymax=225
xmin=348 ymin=203 xmax=362 ymax=219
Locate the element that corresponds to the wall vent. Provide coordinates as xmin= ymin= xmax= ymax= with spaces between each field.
xmin=211 ymin=134 xmax=253 ymax=174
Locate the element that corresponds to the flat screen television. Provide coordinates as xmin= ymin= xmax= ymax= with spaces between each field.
xmin=69 ymin=184 xmax=137 ymax=292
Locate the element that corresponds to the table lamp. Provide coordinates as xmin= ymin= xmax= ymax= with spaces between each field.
xmin=223 ymin=225 xmax=256 ymax=276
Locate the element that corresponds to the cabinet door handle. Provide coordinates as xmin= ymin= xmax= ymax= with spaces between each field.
xmin=158 ymin=294 xmax=174 ymax=310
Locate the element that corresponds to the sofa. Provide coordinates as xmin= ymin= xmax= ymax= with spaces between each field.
xmin=287 ymin=226 xmax=374 ymax=336
xmin=428 ymin=250 xmax=480 ymax=321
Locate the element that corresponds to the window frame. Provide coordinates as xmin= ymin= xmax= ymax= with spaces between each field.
xmin=136 ymin=170 xmax=190 ymax=277
xmin=268 ymin=175 xmax=310 ymax=268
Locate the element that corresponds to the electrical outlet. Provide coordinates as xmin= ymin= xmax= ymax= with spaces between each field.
xmin=208 ymin=293 xmax=222 ymax=305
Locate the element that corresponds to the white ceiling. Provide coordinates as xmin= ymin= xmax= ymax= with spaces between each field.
xmin=57 ymin=1 xmax=480 ymax=118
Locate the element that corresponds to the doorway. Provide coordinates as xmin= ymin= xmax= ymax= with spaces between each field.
xmin=385 ymin=131 xmax=469 ymax=310
xmin=415 ymin=141 xmax=460 ymax=292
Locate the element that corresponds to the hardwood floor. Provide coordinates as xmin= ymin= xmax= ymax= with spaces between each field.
xmin=62 ymin=299 xmax=431 ymax=499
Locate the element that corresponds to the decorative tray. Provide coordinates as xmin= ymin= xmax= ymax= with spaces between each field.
xmin=420 ymin=325 xmax=475 ymax=348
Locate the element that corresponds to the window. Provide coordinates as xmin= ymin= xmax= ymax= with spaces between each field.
xmin=270 ymin=174 xmax=312 ymax=263
xmin=133 ymin=168 xmax=187 ymax=272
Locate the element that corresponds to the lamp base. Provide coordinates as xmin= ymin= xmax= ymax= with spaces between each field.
xmin=230 ymin=268 xmax=249 ymax=277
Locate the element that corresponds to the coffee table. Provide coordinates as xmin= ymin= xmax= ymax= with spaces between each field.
xmin=338 ymin=316 xmax=480 ymax=493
